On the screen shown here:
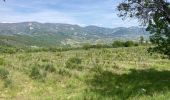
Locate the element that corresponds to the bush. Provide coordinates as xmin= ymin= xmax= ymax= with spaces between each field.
xmin=124 ymin=41 xmax=139 ymax=47
xmin=124 ymin=41 xmax=135 ymax=47
xmin=65 ymin=57 xmax=82 ymax=70
xmin=41 ymin=58 xmax=49 ymax=62
xmin=112 ymin=41 xmax=125 ymax=48
xmin=4 ymin=78 xmax=12 ymax=88
xmin=0 ymin=67 xmax=12 ymax=88
xmin=58 ymin=68 xmax=72 ymax=77
xmin=43 ymin=64 xmax=56 ymax=73
xmin=69 ymin=57 xmax=82 ymax=64
xmin=82 ymin=44 xmax=91 ymax=50
xmin=112 ymin=41 xmax=139 ymax=48
xmin=0 ymin=46 xmax=18 ymax=54
xmin=0 ymin=58 xmax=5 ymax=65
xmin=30 ymin=66 xmax=43 ymax=80
xmin=29 ymin=64 xmax=56 ymax=81
xmin=0 ymin=67 xmax=9 ymax=79
xmin=82 ymin=44 xmax=111 ymax=50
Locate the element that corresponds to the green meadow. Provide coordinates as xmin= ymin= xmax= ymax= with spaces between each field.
xmin=0 ymin=46 xmax=170 ymax=100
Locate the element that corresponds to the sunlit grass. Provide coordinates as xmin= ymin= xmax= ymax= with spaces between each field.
xmin=0 ymin=46 xmax=170 ymax=99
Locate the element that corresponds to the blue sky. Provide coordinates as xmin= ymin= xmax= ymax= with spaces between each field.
xmin=0 ymin=0 xmax=139 ymax=28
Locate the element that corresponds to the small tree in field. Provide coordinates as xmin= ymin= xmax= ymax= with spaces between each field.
xmin=112 ymin=41 xmax=125 ymax=48
xmin=124 ymin=41 xmax=135 ymax=47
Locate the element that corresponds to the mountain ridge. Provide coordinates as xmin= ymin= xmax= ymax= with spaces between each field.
xmin=0 ymin=22 xmax=149 ymax=47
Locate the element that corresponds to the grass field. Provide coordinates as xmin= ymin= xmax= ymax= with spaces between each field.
xmin=0 ymin=46 xmax=170 ymax=100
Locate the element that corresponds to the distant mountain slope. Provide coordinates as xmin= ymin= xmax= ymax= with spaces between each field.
xmin=0 ymin=22 xmax=149 ymax=47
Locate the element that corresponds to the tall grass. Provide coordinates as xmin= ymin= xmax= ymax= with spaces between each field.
xmin=0 ymin=46 xmax=169 ymax=99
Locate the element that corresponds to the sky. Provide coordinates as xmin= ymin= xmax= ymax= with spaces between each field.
xmin=0 ymin=0 xmax=140 ymax=28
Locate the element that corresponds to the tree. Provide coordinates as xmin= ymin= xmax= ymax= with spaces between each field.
xmin=117 ymin=0 xmax=170 ymax=57
xmin=124 ymin=41 xmax=136 ymax=47
xmin=112 ymin=41 xmax=125 ymax=48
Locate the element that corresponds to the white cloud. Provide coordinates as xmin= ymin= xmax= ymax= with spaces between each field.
xmin=0 ymin=0 xmax=139 ymax=28
xmin=0 ymin=9 xmax=81 ymax=25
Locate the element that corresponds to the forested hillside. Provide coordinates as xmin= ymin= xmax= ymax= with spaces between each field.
xmin=0 ymin=22 xmax=149 ymax=47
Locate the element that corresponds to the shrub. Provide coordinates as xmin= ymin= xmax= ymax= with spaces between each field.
xmin=126 ymin=41 xmax=139 ymax=47
xmin=82 ymin=44 xmax=111 ymax=50
xmin=69 ymin=57 xmax=82 ymax=64
xmin=82 ymin=44 xmax=91 ymax=50
xmin=4 ymin=78 xmax=12 ymax=88
xmin=0 ymin=58 xmax=5 ymax=65
xmin=124 ymin=41 xmax=136 ymax=47
xmin=65 ymin=57 xmax=82 ymax=70
xmin=0 ymin=47 xmax=17 ymax=54
xmin=48 ymin=47 xmax=57 ymax=52
xmin=90 ymin=65 xmax=103 ymax=74
xmin=43 ymin=64 xmax=56 ymax=73
xmin=58 ymin=68 xmax=72 ymax=77
xmin=29 ymin=66 xmax=43 ymax=80
xmin=112 ymin=40 xmax=139 ymax=48
xmin=0 ymin=67 xmax=9 ymax=79
xmin=41 ymin=58 xmax=49 ymax=62
xmin=0 ymin=67 xmax=12 ymax=88
xmin=112 ymin=41 xmax=125 ymax=48
xmin=29 ymin=64 xmax=56 ymax=81
xmin=5 ymin=48 xmax=17 ymax=54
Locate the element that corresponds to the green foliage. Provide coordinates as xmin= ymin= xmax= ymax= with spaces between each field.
xmin=0 ymin=67 xmax=9 ymax=80
xmin=0 ymin=22 xmax=149 ymax=48
xmin=82 ymin=44 xmax=92 ymax=50
xmin=82 ymin=44 xmax=111 ymax=50
xmin=147 ymin=12 xmax=170 ymax=57
xmin=43 ymin=64 xmax=56 ymax=73
xmin=65 ymin=57 xmax=82 ymax=70
xmin=87 ymin=69 xmax=170 ymax=99
xmin=112 ymin=41 xmax=125 ymax=48
xmin=29 ymin=64 xmax=56 ymax=81
xmin=0 ymin=42 xmax=141 ymax=54
xmin=0 ymin=67 xmax=12 ymax=88
xmin=25 ymin=47 xmax=76 ymax=53
xmin=0 ymin=46 xmax=18 ymax=54
xmin=0 ymin=47 xmax=169 ymax=99
xmin=112 ymin=40 xmax=138 ymax=48
xmin=58 ymin=68 xmax=72 ymax=77
xmin=30 ymin=65 xmax=43 ymax=80
xmin=124 ymin=41 xmax=138 ymax=47
xmin=117 ymin=0 xmax=170 ymax=57
xmin=0 ymin=58 xmax=5 ymax=65
xmin=67 ymin=57 xmax=82 ymax=65
xmin=4 ymin=78 xmax=12 ymax=88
